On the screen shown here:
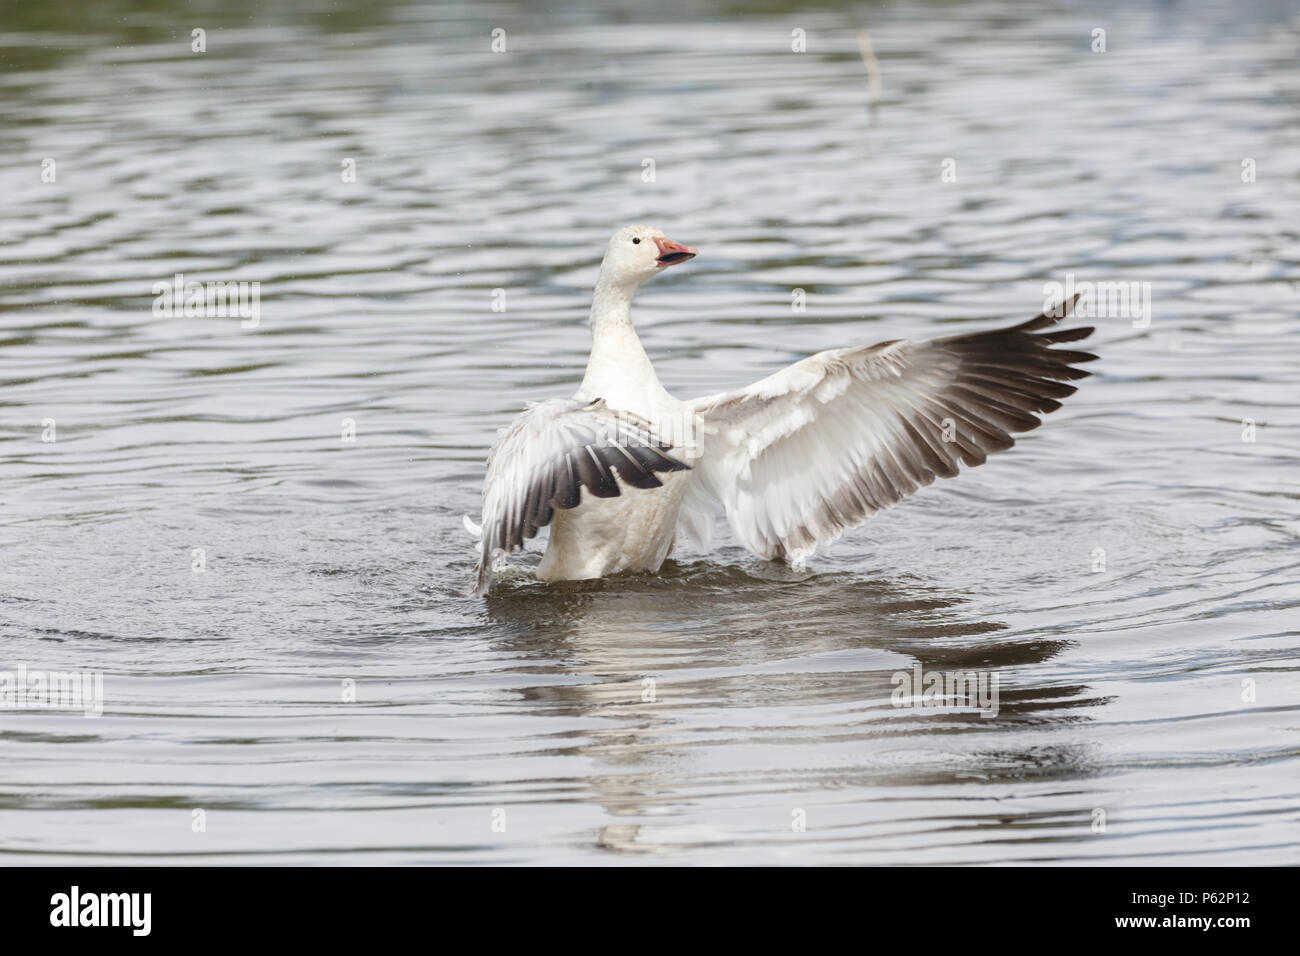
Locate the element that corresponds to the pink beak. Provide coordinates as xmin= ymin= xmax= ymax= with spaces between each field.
xmin=654 ymin=236 xmax=698 ymax=267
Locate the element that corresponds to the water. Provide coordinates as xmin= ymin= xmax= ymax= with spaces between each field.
xmin=2 ymin=0 xmax=1299 ymax=864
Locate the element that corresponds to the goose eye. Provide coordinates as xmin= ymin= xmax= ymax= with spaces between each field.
xmin=631 ymin=237 xmax=640 ymax=244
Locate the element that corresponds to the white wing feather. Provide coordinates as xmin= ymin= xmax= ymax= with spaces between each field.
xmin=473 ymin=398 xmax=688 ymax=594
xmin=681 ymin=300 xmax=1096 ymax=562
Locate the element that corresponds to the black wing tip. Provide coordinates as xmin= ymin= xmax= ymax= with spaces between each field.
xmin=928 ymin=297 xmax=1100 ymax=459
xmin=1001 ymin=299 xmax=1100 ymax=376
xmin=1016 ymin=292 xmax=1085 ymax=332
xmin=1040 ymin=325 xmax=1095 ymax=344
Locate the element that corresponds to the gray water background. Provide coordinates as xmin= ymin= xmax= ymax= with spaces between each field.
xmin=1 ymin=0 xmax=1298 ymax=863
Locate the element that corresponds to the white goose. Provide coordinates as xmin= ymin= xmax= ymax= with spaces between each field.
xmin=472 ymin=225 xmax=1096 ymax=595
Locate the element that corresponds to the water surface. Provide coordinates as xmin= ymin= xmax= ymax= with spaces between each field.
xmin=2 ymin=0 xmax=1299 ymax=864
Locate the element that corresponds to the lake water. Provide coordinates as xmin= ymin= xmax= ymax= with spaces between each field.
xmin=2 ymin=0 xmax=1298 ymax=864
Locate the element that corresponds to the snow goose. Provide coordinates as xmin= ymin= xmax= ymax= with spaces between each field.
xmin=471 ymin=225 xmax=1096 ymax=595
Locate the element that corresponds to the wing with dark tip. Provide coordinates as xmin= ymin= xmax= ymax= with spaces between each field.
xmin=682 ymin=296 xmax=1096 ymax=562
xmin=472 ymin=398 xmax=689 ymax=595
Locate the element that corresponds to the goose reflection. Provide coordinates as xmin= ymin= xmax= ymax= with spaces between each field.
xmin=482 ymin=558 xmax=1095 ymax=855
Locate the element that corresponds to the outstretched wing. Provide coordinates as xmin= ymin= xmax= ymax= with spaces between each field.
xmin=473 ymin=398 xmax=689 ymax=595
xmin=682 ymin=297 xmax=1097 ymax=562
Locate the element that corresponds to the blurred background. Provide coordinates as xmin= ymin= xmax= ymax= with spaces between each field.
xmin=1 ymin=0 xmax=1298 ymax=863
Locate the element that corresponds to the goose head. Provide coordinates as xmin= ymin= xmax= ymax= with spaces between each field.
xmin=597 ymin=224 xmax=697 ymax=289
